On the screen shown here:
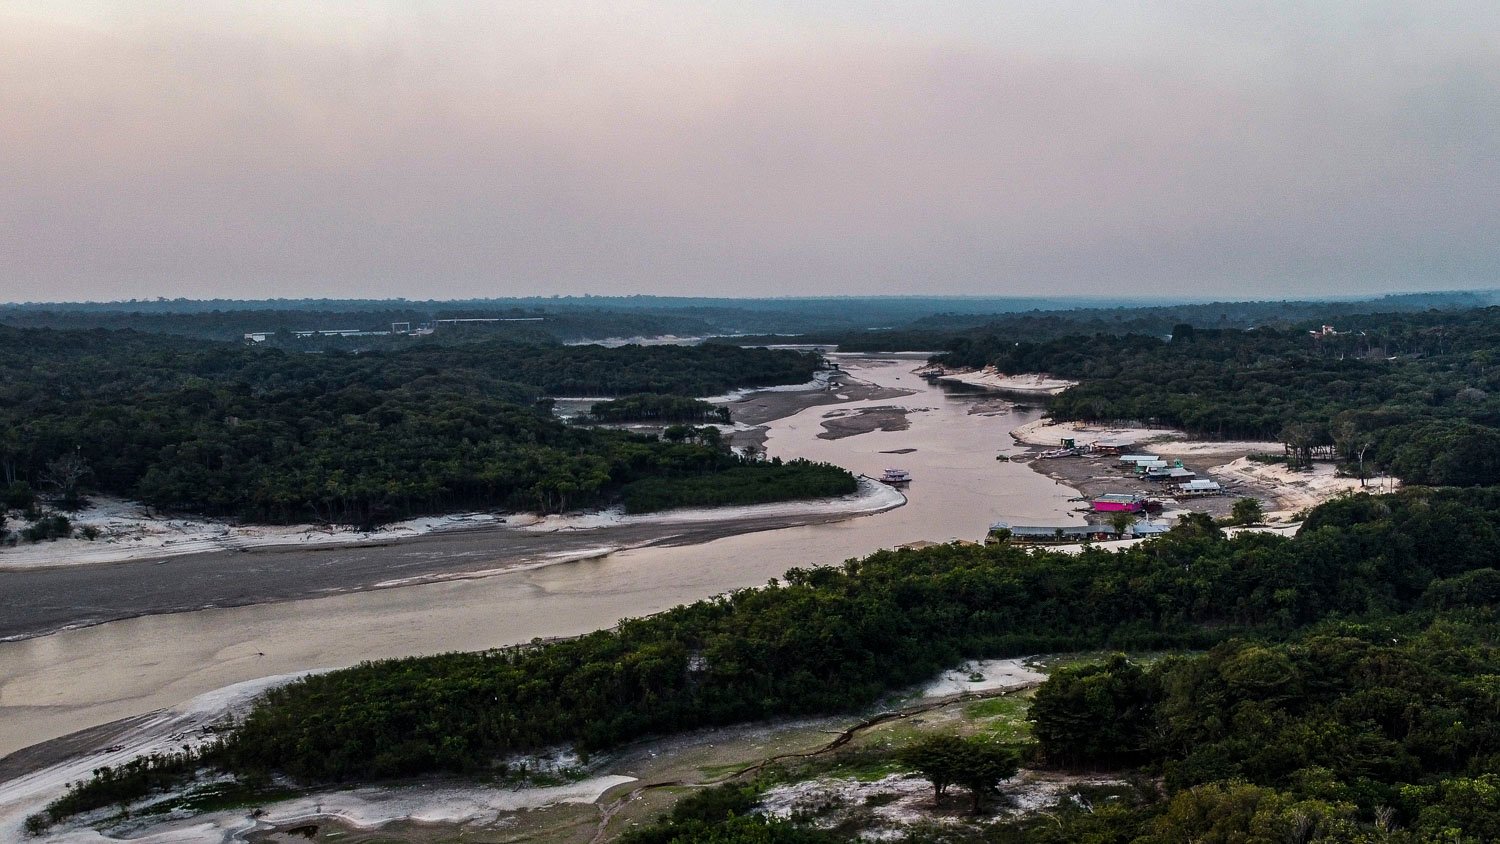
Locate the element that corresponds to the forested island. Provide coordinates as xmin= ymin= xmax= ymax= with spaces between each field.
xmin=0 ymin=327 xmax=844 ymax=527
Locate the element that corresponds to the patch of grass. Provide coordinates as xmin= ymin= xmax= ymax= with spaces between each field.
xmin=963 ymin=695 xmax=1033 ymax=743
xmin=783 ymin=746 xmax=906 ymax=783
xmin=963 ymin=696 xmax=1028 ymax=720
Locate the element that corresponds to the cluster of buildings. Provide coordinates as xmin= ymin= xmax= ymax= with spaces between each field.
xmin=986 ymin=520 xmax=1171 ymax=545
xmin=1117 ymin=454 xmax=1222 ymax=496
xmin=987 ymin=448 xmax=1228 ymax=546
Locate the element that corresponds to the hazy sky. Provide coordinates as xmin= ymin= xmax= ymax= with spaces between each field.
xmin=3 ymin=1 xmax=1497 ymax=302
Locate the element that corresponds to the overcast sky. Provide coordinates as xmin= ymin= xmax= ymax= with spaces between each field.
xmin=2 ymin=1 xmax=1497 ymax=303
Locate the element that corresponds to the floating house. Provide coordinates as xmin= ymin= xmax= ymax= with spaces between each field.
xmin=1119 ymin=454 xmax=1161 ymax=465
xmin=1092 ymin=493 xmax=1146 ymax=513
xmin=1146 ymin=466 xmax=1197 ymax=482
xmin=986 ymin=523 xmax=1123 ymax=545
xmin=987 ymin=519 xmax=1172 ymax=545
xmin=1176 ymin=479 xmax=1223 ymax=496
xmin=1130 ymin=520 xmax=1172 ymax=537
xmin=1132 ymin=460 xmax=1169 ymax=474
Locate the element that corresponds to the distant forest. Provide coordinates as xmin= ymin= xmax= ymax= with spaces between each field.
xmin=0 ymin=328 xmax=839 ymax=525
xmin=7 ymin=291 xmax=1486 ymax=346
xmin=0 ymin=294 xmax=1188 ymax=343
xmin=711 ymin=290 xmax=1495 ymax=352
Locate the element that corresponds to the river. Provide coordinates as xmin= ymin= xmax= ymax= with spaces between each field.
xmin=0 ymin=355 xmax=1083 ymax=761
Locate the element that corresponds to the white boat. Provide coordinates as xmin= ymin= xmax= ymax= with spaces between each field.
xmin=878 ymin=468 xmax=912 ymax=485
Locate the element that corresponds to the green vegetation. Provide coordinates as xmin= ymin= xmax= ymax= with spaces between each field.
xmin=39 ymin=487 xmax=1500 ymax=835
xmin=1028 ymin=654 xmax=1155 ymax=767
xmin=31 ymin=750 xmax=200 ymax=829
xmin=0 ymin=327 xmax=831 ymax=525
xmin=18 ymin=513 xmax=72 ymax=542
xmin=1228 ymin=496 xmax=1266 ymax=526
xmin=617 ymin=783 xmax=838 ymax=844
xmin=591 ymin=393 xmax=733 ymax=424
xmin=621 ymin=459 xmax=857 ymax=513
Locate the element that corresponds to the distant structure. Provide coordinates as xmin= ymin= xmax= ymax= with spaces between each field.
xmin=244 ymin=317 xmax=544 ymax=343
xmin=433 ymin=317 xmax=544 ymax=325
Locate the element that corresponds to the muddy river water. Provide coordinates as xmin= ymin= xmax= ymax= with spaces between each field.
xmin=0 ymin=356 xmax=1083 ymax=761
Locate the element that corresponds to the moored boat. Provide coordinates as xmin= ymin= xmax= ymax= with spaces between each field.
xmin=878 ymin=468 xmax=912 ymax=485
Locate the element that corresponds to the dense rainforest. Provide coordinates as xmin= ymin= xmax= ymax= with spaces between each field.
xmin=8 ymin=291 xmax=1480 ymax=349
xmin=0 ymin=294 xmax=1153 ymax=344
xmin=589 ymin=394 xmax=733 ymax=424
xmin=932 ymin=307 xmax=1500 ymax=486
xmin=709 ymin=290 xmax=1491 ymax=353
xmin=38 ymin=488 xmax=1500 ymax=841
xmin=0 ymin=327 xmax=839 ymax=525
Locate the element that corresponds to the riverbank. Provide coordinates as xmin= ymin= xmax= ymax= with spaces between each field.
xmin=930 ymin=367 xmax=1077 ymax=396
xmin=0 ymin=498 xmax=520 ymax=571
xmin=0 ymin=479 xmax=904 ymax=642
xmin=0 ymin=356 xmax=1083 ymax=793
xmin=1010 ymin=418 xmax=1397 ymax=521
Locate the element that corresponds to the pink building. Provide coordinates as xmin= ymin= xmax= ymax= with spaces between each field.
xmin=1092 ymin=494 xmax=1145 ymax=513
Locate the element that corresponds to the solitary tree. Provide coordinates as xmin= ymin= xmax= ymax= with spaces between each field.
xmin=1230 ymin=497 xmax=1265 ymax=526
xmin=1108 ymin=510 xmax=1139 ymax=536
xmin=950 ymin=742 xmax=1020 ymax=812
xmin=899 ymin=734 xmax=964 ymax=802
xmin=899 ymin=735 xmax=1020 ymax=811
xmin=41 ymin=452 xmax=91 ymax=511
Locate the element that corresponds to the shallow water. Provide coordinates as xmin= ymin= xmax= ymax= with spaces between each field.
xmin=0 ymin=356 xmax=1082 ymax=759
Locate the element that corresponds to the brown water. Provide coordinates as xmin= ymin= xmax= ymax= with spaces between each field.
xmin=0 ymin=356 xmax=1083 ymax=758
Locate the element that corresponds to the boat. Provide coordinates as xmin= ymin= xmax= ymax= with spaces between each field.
xmin=878 ymin=468 xmax=912 ymax=485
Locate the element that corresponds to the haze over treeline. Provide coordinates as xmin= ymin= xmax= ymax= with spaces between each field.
xmin=3 ymin=2 xmax=1498 ymax=302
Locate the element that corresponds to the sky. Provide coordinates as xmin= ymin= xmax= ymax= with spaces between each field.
xmin=2 ymin=1 xmax=1497 ymax=303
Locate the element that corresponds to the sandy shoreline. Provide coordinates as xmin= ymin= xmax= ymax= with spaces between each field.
xmin=0 ymin=479 xmax=905 ymax=643
xmin=930 ymin=366 xmax=1078 ymax=396
xmin=0 ymin=501 xmax=523 ymax=571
